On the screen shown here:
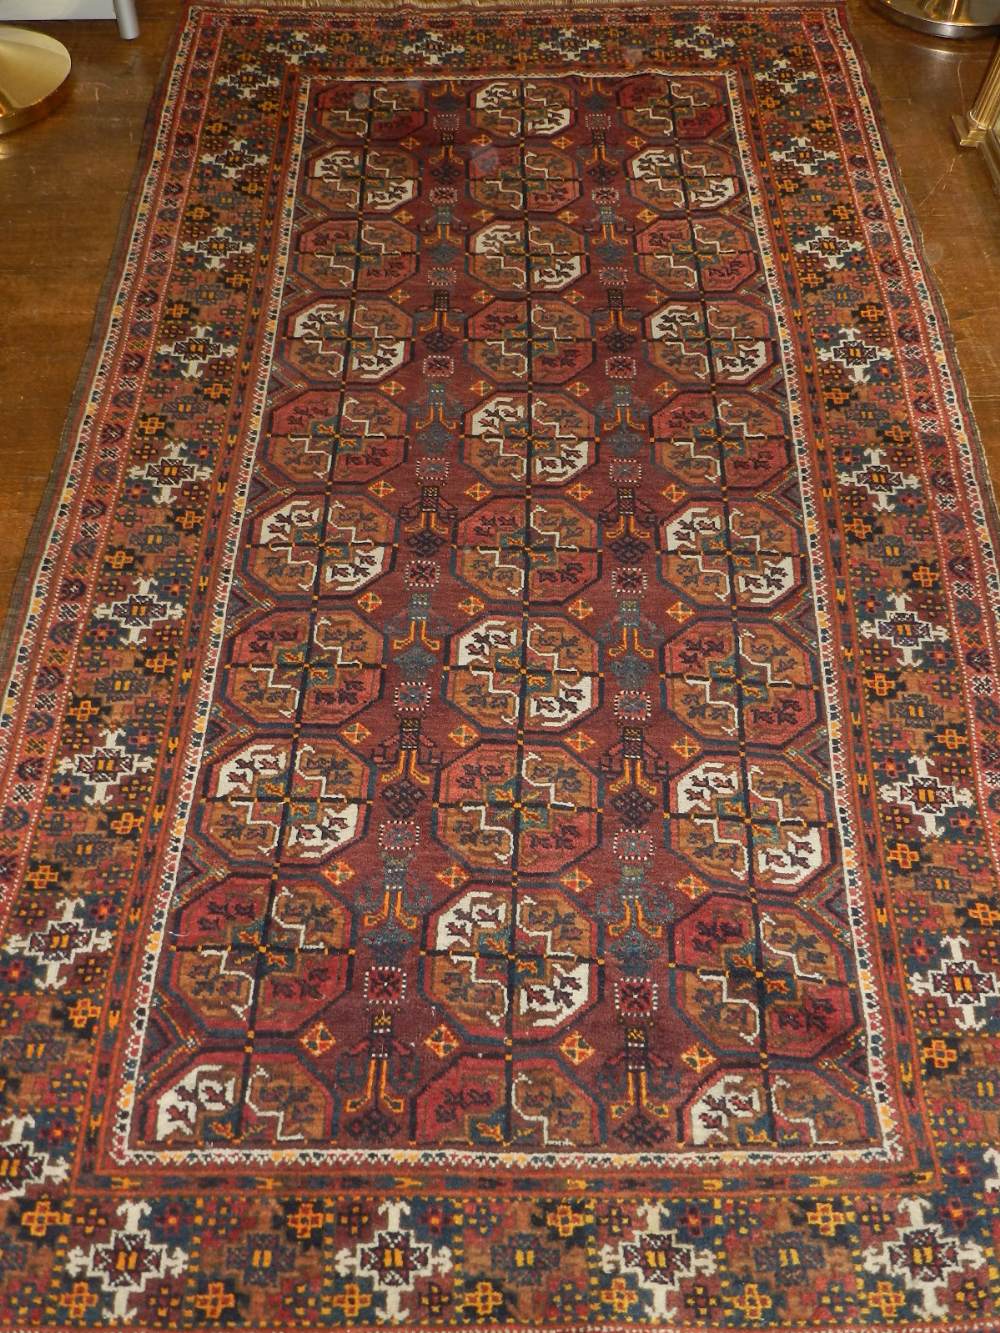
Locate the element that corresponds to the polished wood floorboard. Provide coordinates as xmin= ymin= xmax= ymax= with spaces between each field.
xmin=1 ymin=1 xmax=998 ymax=623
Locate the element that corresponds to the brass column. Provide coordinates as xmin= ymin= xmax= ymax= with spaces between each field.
xmin=954 ymin=40 xmax=1000 ymax=143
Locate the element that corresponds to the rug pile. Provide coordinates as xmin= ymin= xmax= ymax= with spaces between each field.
xmin=0 ymin=1 xmax=998 ymax=1328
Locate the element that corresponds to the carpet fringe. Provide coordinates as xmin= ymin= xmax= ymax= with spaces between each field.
xmin=190 ymin=0 xmax=844 ymax=12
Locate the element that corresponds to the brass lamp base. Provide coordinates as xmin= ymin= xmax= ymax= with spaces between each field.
xmin=0 ymin=25 xmax=71 ymax=136
xmin=868 ymin=0 xmax=1000 ymax=36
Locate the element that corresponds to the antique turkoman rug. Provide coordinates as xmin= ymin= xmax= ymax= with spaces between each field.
xmin=1 ymin=0 xmax=999 ymax=1328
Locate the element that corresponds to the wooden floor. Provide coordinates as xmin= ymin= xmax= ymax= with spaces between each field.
xmin=2 ymin=1 xmax=999 ymax=622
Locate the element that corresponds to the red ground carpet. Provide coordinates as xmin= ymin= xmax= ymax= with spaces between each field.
xmin=0 ymin=1 xmax=998 ymax=1327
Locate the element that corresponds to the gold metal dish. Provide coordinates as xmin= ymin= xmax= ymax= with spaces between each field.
xmin=867 ymin=0 xmax=1000 ymax=38
xmin=0 ymin=25 xmax=71 ymax=137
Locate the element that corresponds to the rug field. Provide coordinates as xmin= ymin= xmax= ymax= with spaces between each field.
xmin=0 ymin=1 xmax=998 ymax=1327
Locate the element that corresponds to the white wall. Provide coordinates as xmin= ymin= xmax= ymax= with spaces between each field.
xmin=0 ymin=0 xmax=116 ymax=19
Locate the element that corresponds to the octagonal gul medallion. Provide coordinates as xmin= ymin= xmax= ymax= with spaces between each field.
xmin=424 ymin=885 xmax=599 ymax=1040
xmin=465 ymin=391 xmax=595 ymax=487
xmin=472 ymin=79 xmax=574 ymax=138
xmin=435 ymin=742 xmax=598 ymax=873
xmin=652 ymin=389 xmax=788 ymax=489
xmin=285 ymin=298 xmax=411 ymax=382
xmin=456 ymin=498 xmax=598 ymax=603
xmin=615 ymin=73 xmax=726 ymax=141
xmin=667 ymin=75 xmax=731 ymax=138
xmin=266 ymin=388 xmax=406 ymax=485
xmin=672 ymin=895 xmax=859 ymax=1062
xmin=446 ymin=615 xmax=599 ymax=731
xmin=246 ymin=493 xmax=394 ymax=597
xmin=296 ymin=218 xmax=416 ymax=292
xmin=146 ymin=1050 xmax=344 ymax=1148
xmin=165 ymin=875 xmax=351 ymax=1036
xmin=626 ymin=141 xmax=740 ymax=212
xmin=198 ymin=737 xmax=370 ymax=865
xmin=468 ymin=300 xmax=593 ymax=384
xmin=668 ymin=755 xmax=832 ymax=890
xmin=225 ymin=609 xmax=383 ymax=725
xmin=679 ymin=1065 xmax=871 ymax=1150
xmin=617 ymin=73 xmax=679 ymax=139
xmin=471 ymin=220 xmax=586 ymax=294
xmin=679 ymin=142 xmax=743 ymax=208
xmin=646 ymin=298 xmax=775 ymax=386
xmin=660 ymin=499 xmax=803 ymax=608
xmin=305 ymin=145 xmax=418 ymax=213
xmin=664 ymin=620 xmax=817 ymax=744
xmin=415 ymin=1055 xmax=599 ymax=1148
xmin=637 ymin=217 xmax=757 ymax=294
xmin=315 ymin=82 xmax=426 ymax=141
xmin=468 ymin=144 xmax=579 ymax=212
